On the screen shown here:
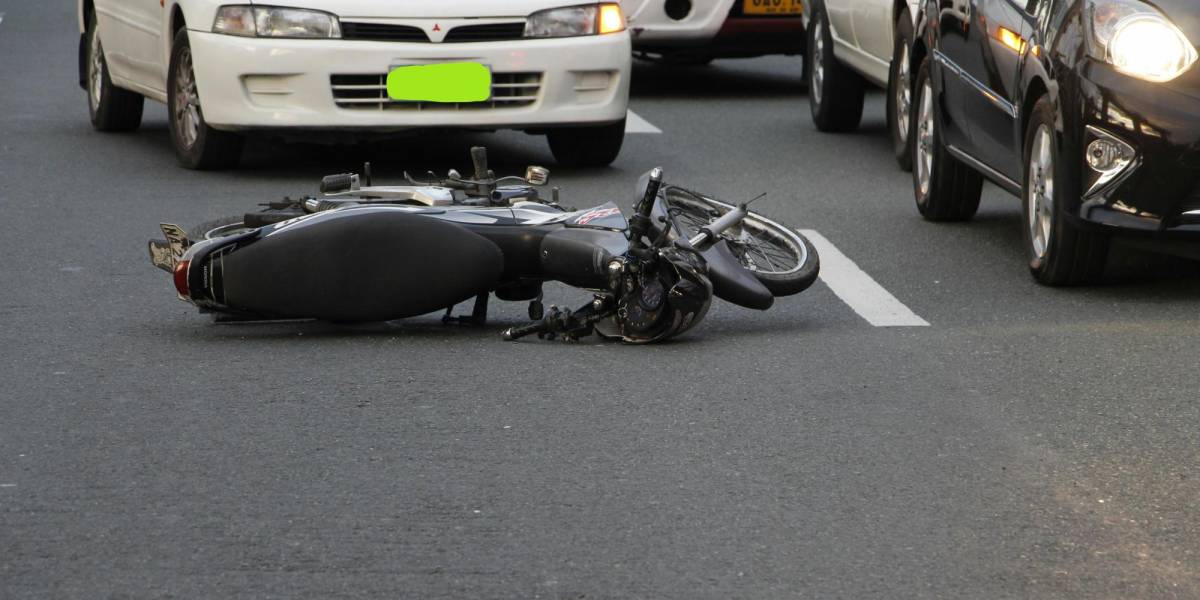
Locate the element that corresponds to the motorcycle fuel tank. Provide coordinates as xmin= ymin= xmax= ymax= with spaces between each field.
xmin=218 ymin=208 xmax=504 ymax=322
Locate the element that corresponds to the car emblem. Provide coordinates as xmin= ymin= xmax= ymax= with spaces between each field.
xmin=432 ymin=23 xmax=441 ymax=32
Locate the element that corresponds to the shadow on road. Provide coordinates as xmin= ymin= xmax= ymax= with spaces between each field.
xmin=946 ymin=205 xmax=1200 ymax=293
xmin=631 ymin=57 xmax=807 ymax=99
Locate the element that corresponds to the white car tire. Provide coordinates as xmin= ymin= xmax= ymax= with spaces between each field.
xmin=167 ymin=29 xmax=244 ymax=170
xmin=887 ymin=8 xmax=916 ymax=172
xmin=807 ymin=2 xmax=864 ymax=133
xmin=85 ymin=16 xmax=144 ymax=132
xmin=546 ymin=118 xmax=626 ymax=168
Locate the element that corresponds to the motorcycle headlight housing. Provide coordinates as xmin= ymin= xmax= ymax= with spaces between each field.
xmin=525 ymin=3 xmax=626 ymax=38
xmin=213 ymin=5 xmax=342 ymax=39
xmin=1087 ymin=0 xmax=1196 ymax=82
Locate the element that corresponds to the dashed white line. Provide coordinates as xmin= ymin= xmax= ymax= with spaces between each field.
xmin=0 ymin=13 xmax=6 ymax=28
xmin=625 ymin=110 xmax=661 ymax=134
xmin=800 ymin=229 xmax=930 ymax=327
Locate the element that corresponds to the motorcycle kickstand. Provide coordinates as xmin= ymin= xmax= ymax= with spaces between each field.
xmin=442 ymin=293 xmax=489 ymax=326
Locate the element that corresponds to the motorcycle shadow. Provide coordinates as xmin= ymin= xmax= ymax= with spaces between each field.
xmin=193 ymin=309 xmax=818 ymax=346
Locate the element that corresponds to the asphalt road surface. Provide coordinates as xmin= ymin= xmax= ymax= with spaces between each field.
xmin=5 ymin=2 xmax=1200 ymax=598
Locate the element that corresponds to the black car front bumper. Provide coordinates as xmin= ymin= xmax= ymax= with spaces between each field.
xmin=1073 ymin=59 xmax=1200 ymax=236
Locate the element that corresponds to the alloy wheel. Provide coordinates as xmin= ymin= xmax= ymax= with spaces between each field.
xmin=915 ymin=79 xmax=934 ymax=198
xmin=811 ymin=17 xmax=825 ymax=105
xmin=88 ymin=29 xmax=103 ymax=112
xmin=173 ymin=47 xmax=201 ymax=149
xmin=894 ymin=45 xmax=911 ymax=145
xmin=1028 ymin=124 xmax=1055 ymax=260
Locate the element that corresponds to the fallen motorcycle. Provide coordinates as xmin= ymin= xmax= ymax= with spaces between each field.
xmin=148 ymin=148 xmax=819 ymax=343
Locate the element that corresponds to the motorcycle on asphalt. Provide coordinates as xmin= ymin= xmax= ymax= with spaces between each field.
xmin=148 ymin=148 xmax=819 ymax=343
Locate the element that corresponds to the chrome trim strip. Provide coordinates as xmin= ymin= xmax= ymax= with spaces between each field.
xmin=946 ymin=144 xmax=1021 ymax=194
xmin=933 ymin=50 xmax=1018 ymax=119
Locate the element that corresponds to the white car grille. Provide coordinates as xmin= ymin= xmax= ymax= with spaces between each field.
xmin=330 ymin=73 xmax=542 ymax=111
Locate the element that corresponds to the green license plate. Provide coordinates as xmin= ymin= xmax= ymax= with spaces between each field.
xmin=386 ymin=62 xmax=492 ymax=103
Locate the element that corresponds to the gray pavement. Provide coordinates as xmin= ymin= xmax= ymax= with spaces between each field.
xmin=4 ymin=1 xmax=1200 ymax=598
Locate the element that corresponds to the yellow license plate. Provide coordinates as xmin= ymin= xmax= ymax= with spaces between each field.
xmin=743 ymin=0 xmax=803 ymax=15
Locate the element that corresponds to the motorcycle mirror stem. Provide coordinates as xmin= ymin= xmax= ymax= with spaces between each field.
xmin=470 ymin=146 xmax=489 ymax=181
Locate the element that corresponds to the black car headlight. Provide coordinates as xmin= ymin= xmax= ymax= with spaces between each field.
xmin=1087 ymin=0 xmax=1197 ymax=82
xmin=525 ymin=3 xmax=626 ymax=38
xmin=213 ymin=5 xmax=341 ymax=39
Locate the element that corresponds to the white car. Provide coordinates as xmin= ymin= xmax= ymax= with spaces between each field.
xmin=622 ymin=0 xmax=805 ymax=64
xmin=804 ymin=0 xmax=920 ymax=170
xmin=77 ymin=1 xmax=632 ymax=169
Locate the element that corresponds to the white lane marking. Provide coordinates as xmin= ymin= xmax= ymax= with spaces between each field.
xmin=626 ymin=110 xmax=661 ymax=134
xmin=0 ymin=14 xmax=6 ymax=28
xmin=799 ymin=229 xmax=930 ymax=327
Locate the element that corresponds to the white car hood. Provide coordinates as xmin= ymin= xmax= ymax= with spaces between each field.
xmin=259 ymin=0 xmax=586 ymax=19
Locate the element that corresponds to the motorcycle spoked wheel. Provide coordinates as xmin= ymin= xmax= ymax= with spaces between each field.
xmin=663 ymin=187 xmax=820 ymax=296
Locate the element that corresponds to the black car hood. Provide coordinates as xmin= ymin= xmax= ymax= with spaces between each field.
xmin=1151 ymin=0 xmax=1200 ymax=47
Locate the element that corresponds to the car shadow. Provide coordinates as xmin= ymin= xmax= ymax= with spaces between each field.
xmin=954 ymin=202 xmax=1200 ymax=295
xmin=630 ymin=57 xmax=807 ymax=99
xmin=124 ymin=117 xmax=578 ymax=181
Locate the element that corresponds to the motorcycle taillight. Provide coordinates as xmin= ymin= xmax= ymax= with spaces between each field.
xmin=173 ymin=260 xmax=190 ymax=297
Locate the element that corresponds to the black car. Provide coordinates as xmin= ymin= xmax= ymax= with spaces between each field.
xmin=908 ymin=0 xmax=1200 ymax=284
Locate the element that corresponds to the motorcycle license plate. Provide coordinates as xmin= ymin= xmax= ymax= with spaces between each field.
xmin=386 ymin=62 xmax=492 ymax=103
xmin=742 ymin=0 xmax=803 ymax=15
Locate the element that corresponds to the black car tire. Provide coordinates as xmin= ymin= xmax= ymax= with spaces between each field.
xmin=85 ymin=16 xmax=144 ymax=132
xmin=168 ymin=29 xmax=244 ymax=170
xmin=886 ymin=8 xmax=916 ymax=171
xmin=546 ymin=118 xmax=626 ymax=168
xmin=1022 ymin=96 xmax=1110 ymax=285
xmin=808 ymin=2 xmax=865 ymax=133
xmin=911 ymin=58 xmax=982 ymax=222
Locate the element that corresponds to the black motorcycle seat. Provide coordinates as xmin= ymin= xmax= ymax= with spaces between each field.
xmin=222 ymin=209 xmax=504 ymax=321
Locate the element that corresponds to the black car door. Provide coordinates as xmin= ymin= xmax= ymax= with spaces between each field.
xmin=960 ymin=0 xmax=1036 ymax=182
xmin=933 ymin=0 xmax=975 ymax=150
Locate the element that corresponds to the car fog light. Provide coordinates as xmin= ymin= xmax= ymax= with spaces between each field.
xmin=1084 ymin=126 xmax=1138 ymax=198
xmin=1087 ymin=137 xmax=1135 ymax=172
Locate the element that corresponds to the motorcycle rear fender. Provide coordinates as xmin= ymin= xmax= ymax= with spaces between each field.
xmin=217 ymin=210 xmax=504 ymax=322
xmin=701 ymin=240 xmax=774 ymax=310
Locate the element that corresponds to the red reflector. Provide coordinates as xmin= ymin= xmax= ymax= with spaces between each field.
xmin=173 ymin=260 xmax=191 ymax=296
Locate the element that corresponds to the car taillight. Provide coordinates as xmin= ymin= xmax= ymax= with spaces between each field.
xmin=173 ymin=260 xmax=191 ymax=297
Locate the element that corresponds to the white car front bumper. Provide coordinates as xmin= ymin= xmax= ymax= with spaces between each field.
xmin=186 ymin=30 xmax=631 ymax=132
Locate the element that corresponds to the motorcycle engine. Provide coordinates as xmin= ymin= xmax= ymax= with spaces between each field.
xmin=600 ymin=247 xmax=712 ymax=343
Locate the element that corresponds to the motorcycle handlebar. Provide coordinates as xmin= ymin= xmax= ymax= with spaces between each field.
xmin=628 ymin=168 xmax=664 ymax=256
xmin=636 ymin=167 xmax=663 ymax=218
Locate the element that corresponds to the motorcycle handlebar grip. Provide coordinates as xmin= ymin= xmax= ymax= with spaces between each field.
xmin=502 ymin=322 xmax=545 ymax=341
xmin=470 ymin=146 xmax=489 ymax=181
xmin=320 ymin=173 xmax=355 ymax=194
xmin=637 ymin=167 xmax=664 ymax=217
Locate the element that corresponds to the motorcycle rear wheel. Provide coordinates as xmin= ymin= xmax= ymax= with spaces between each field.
xmin=664 ymin=188 xmax=820 ymax=296
xmin=189 ymin=216 xmax=250 ymax=241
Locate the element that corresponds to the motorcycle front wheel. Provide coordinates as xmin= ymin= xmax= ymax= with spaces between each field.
xmin=664 ymin=188 xmax=820 ymax=296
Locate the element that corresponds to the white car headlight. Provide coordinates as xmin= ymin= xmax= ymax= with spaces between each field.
xmin=1088 ymin=0 xmax=1196 ymax=82
xmin=213 ymin=5 xmax=341 ymax=39
xmin=525 ymin=3 xmax=625 ymax=38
